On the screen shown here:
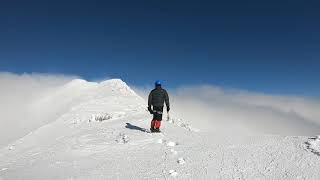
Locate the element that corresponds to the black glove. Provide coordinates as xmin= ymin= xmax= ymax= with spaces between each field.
xmin=148 ymin=106 xmax=153 ymax=114
xmin=167 ymin=106 xmax=170 ymax=112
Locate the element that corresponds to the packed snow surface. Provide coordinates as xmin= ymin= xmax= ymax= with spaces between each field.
xmin=0 ymin=79 xmax=320 ymax=180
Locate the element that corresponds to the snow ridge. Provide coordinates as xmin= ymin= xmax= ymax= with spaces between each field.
xmin=2 ymin=79 xmax=320 ymax=179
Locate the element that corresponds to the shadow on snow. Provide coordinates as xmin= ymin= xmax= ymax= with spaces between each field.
xmin=125 ymin=123 xmax=147 ymax=133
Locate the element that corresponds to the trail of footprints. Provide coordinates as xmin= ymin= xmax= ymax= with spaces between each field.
xmin=115 ymin=133 xmax=185 ymax=178
xmin=157 ymin=136 xmax=185 ymax=178
xmin=114 ymin=117 xmax=195 ymax=177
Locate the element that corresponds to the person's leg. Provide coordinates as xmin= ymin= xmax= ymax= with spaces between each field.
xmin=153 ymin=106 xmax=163 ymax=131
xmin=155 ymin=120 xmax=161 ymax=129
xmin=150 ymin=107 xmax=158 ymax=131
xmin=150 ymin=120 xmax=156 ymax=130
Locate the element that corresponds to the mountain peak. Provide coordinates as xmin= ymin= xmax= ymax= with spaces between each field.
xmin=100 ymin=78 xmax=125 ymax=86
xmin=99 ymin=79 xmax=136 ymax=96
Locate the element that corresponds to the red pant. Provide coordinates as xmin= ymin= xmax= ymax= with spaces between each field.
xmin=151 ymin=120 xmax=161 ymax=129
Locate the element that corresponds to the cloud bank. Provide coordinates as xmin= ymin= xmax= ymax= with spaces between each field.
xmin=135 ymin=85 xmax=320 ymax=136
xmin=0 ymin=72 xmax=78 ymax=147
xmin=1 ymin=72 xmax=320 ymax=148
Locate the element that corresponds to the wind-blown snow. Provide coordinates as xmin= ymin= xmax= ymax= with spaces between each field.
xmin=1 ymin=74 xmax=320 ymax=179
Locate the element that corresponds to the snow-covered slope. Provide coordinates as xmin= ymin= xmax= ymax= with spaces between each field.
xmin=0 ymin=79 xmax=320 ymax=180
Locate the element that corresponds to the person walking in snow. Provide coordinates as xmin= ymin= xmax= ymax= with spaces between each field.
xmin=148 ymin=80 xmax=170 ymax=133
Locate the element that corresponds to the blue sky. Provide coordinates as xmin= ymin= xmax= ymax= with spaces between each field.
xmin=0 ymin=0 xmax=319 ymax=96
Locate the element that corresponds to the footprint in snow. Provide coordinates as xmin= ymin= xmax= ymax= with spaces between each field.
xmin=170 ymin=149 xmax=178 ymax=155
xmin=157 ymin=139 xmax=178 ymax=147
xmin=8 ymin=144 xmax=15 ymax=150
xmin=177 ymin=157 xmax=185 ymax=165
xmin=166 ymin=141 xmax=177 ymax=147
xmin=116 ymin=133 xmax=129 ymax=144
xmin=306 ymin=135 xmax=320 ymax=156
xmin=169 ymin=169 xmax=178 ymax=177
xmin=157 ymin=139 xmax=164 ymax=144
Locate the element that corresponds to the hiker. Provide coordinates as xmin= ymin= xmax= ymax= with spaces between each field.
xmin=148 ymin=80 xmax=170 ymax=132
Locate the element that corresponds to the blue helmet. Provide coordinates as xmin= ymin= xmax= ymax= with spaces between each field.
xmin=155 ymin=80 xmax=161 ymax=86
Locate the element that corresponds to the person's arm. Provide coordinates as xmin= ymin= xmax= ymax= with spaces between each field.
xmin=164 ymin=90 xmax=170 ymax=112
xmin=148 ymin=91 xmax=153 ymax=107
xmin=148 ymin=91 xmax=153 ymax=113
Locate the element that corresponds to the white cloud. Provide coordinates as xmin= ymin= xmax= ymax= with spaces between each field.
xmin=0 ymin=72 xmax=78 ymax=147
xmin=136 ymin=85 xmax=320 ymax=136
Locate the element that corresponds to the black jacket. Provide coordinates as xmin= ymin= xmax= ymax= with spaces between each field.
xmin=148 ymin=86 xmax=170 ymax=110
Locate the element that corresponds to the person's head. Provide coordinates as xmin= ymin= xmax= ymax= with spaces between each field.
xmin=155 ymin=80 xmax=161 ymax=88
